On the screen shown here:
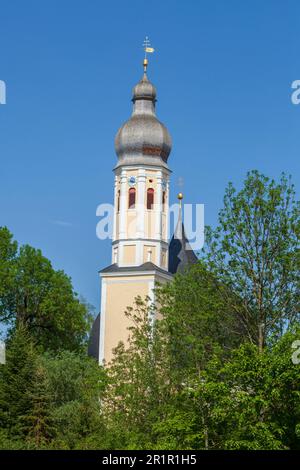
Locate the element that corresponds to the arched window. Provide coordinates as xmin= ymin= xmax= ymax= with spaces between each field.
xmin=147 ymin=188 xmax=154 ymax=210
xmin=128 ymin=188 xmax=136 ymax=209
xmin=117 ymin=190 xmax=120 ymax=212
xmin=162 ymin=191 xmax=166 ymax=210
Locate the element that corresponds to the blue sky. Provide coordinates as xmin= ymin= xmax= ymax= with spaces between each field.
xmin=0 ymin=0 xmax=299 ymax=313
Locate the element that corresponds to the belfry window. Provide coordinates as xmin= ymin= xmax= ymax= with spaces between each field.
xmin=162 ymin=191 xmax=166 ymax=210
xmin=128 ymin=188 xmax=136 ymax=209
xmin=147 ymin=188 xmax=154 ymax=210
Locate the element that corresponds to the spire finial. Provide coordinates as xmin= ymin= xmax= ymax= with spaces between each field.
xmin=142 ymin=36 xmax=155 ymax=73
xmin=177 ymin=192 xmax=183 ymax=208
xmin=177 ymin=176 xmax=184 ymax=208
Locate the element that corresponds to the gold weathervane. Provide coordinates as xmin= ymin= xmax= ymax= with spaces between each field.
xmin=143 ymin=36 xmax=155 ymax=72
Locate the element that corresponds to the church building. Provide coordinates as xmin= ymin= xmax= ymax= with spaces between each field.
xmin=88 ymin=56 xmax=197 ymax=364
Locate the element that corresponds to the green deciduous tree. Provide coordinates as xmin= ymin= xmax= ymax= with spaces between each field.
xmin=204 ymin=171 xmax=300 ymax=352
xmin=156 ymin=261 xmax=242 ymax=381
xmin=0 ymin=227 xmax=17 ymax=320
xmin=1 ymin=170 xmax=299 ymax=450
xmin=102 ymin=296 xmax=173 ymax=449
xmin=0 ymin=331 xmax=106 ymax=450
xmin=0 ymin=227 xmax=92 ymax=352
xmin=196 ymin=328 xmax=300 ymax=450
xmin=102 ymin=289 xmax=300 ymax=449
xmin=43 ymin=351 xmax=106 ymax=449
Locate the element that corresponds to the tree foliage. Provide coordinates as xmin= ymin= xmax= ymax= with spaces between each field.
xmin=0 ymin=328 xmax=106 ymax=449
xmin=0 ymin=171 xmax=299 ymax=450
xmin=156 ymin=261 xmax=242 ymax=378
xmin=0 ymin=227 xmax=92 ymax=352
xmin=100 ymin=297 xmax=300 ymax=450
xmin=0 ymin=325 xmax=37 ymax=442
xmin=204 ymin=171 xmax=300 ymax=351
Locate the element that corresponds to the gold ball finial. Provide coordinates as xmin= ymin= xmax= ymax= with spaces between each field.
xmin=177 ymin=192 xmax=183 ymax=200
xmin=143 ymin=58 xmax=148 ymax=73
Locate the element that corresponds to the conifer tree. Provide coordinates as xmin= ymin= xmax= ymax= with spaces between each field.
xmin=23 ymin=362 xmax=54 ymax=448
xmin=0 ymin=325 xmax=37 ymax=439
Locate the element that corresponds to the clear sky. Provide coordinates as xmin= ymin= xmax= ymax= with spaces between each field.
xmin=0 ymin=0 xmax=299 ymax=313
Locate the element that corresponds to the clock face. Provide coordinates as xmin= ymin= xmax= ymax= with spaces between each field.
xmin=128 ymin=176 xmax=136 ymax=187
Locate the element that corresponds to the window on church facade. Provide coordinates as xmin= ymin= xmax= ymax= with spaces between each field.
xmin=128 ymin=188 xmax=136 ymax=209
xmin=162 ymin=191 xmax=166 ymax=211
xmin=147 ymin=188 xmax=154 ymax=210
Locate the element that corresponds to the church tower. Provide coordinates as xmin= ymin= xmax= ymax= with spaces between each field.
xmin=98 ymin=57 xmax=173 ymax=364
xmin=88 ymin=54 xmax=197 ymax=364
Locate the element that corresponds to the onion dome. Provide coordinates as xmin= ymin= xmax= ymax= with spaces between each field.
xmin=115 ymin=71 xmax=172 ymax=168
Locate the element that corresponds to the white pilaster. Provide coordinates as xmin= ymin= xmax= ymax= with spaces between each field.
xmin=136 ymin=169 xmax=146 ymax=238
xmin=99 ymin=279 xmax=107 ymax=364
xmin=155 ymin=171 xmax=163 ymax=239
xmin=137 ymin=240 xmax=143 ymax=265
xmin=119 ymin=169 xmax=127 ymax=240
xmin=164 ymin=178 xmax=170 ymax=243
xmin=113 ymin=174 xmax=118 ymax=241
xmin=154 ymin=171 xmax=163 ymax=266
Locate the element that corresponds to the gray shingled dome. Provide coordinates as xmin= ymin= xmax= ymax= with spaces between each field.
xmin=115 ymin=73 xmax=172 ymax=167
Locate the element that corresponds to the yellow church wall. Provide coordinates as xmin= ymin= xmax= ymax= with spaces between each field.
xmin=102 ymin=272 xmax=172 ymax=364
xmin=144 ymin=210 xmax=156 ymax=238
xmin=123 ymin=245 xmax=136 ymax=265
xmin=161 ymin=248 xmax=167 ymax=268
xmin=162 ymin=213 xmax=166 ymax=240
xmin=127 ymin=210 xmax=137 ymax=238
xmin=103 ymin=275 xmax=154 ymax=364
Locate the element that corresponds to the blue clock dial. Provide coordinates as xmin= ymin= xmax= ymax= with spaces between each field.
xmin=128 ymin=176 xmax=136 ymax=187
